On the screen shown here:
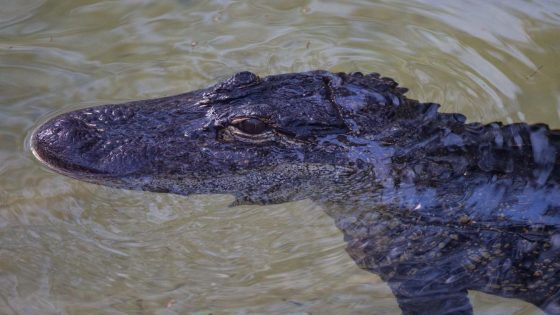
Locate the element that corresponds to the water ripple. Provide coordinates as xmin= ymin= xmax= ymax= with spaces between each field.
xmin=1 ymin=1 xmax=559 ymax=314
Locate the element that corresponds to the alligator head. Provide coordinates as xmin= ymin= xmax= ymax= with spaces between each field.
xmin=32 ymin=70 xmax=414 ymax=204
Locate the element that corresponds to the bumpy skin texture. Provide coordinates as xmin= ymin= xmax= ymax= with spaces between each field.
xmin=33 ymin=71 xmax=560 ymax=314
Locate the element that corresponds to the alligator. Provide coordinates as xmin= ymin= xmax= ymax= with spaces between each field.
xmin=32 ymin=70 xmax=560 ymax=315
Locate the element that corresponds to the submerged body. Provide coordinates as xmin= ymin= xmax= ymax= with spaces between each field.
xmin=33 ymin=71 xmax=560 ymax=314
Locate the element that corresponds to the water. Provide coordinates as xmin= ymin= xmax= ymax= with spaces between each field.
xmin=1 ymin=1 xmax=560 ymax=314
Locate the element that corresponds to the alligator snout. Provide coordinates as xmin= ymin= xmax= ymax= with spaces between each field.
xmin=33 ymin=115 xmax=97 ymax=172
xmin=32 ymin=110 xmax=150 ymax=177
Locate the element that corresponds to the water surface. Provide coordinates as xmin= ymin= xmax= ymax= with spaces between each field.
xmin=1 ymin=1 xmax=560 ymax=314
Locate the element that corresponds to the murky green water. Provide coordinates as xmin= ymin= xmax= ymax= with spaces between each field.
xmin=1 ymin=1 xmax=560 ymax=314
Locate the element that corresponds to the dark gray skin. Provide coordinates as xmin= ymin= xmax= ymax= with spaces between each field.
xmin=32 ymin=70 xmax=560 ymax=314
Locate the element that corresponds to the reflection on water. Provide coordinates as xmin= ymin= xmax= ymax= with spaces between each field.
xmin=1 ymin=1 xmax=560 ymax=314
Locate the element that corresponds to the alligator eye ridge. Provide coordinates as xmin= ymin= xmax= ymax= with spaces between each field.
xmin=232 ymin=118 xmax=269 ymax=135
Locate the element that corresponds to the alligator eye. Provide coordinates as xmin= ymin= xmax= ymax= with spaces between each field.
xmin=232 ymin=118 xmax=269 ymax=135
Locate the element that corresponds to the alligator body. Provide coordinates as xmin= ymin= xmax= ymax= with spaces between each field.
xmin=32 ymin=71 xmax=560 ymax=314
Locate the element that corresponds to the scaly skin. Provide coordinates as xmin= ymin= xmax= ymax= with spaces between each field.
xmin=33 ymin=71 xmax=560 ymax=314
